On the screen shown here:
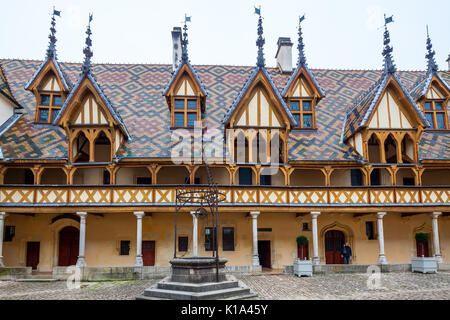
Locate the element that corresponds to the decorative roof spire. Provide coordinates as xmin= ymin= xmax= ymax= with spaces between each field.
xmin=254 ymin=6 xmax=265 ymax=68
xmin=382 ymin=14 xmax=396 ymax=74
xmin=425 ymin=25 xmax=438 ymax=72
xmin=81 ymin=13 xmax=93 ymax=75
xmin=181 ymin=15 xmax=191 ymax=62
xmin=46 ymin=7 xmax=61 ymax=59
xmin=297 ymin=15 xmax=306 ymax=66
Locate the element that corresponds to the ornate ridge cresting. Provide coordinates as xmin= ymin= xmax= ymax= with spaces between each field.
xmin=81 ymin=13 xmax=94 ymax=75
xmin=255 ymin=7 xmax=265 ymax=68
xmin=297 ymin=15 xmax=306 ymax=66
xmin=425 ymin=26 xmax=438 ymax=73
xmin=181 ymin=15 xmax=190 ymax=62
xmin=382 ymin=14 xmax=396 ymax=75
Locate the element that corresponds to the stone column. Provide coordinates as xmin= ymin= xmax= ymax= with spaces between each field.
xmin=377 ymin=212 xmax=388 ymax=264
xmin=431 ymin=212 xmax=442 ymax=263
xmin=134 ymin=211 xmax=145 ymax=267
xmin=190 ymin=211 xmax=198 ymax=257
xmin=0 ymin=212 xmax=5 ymax=267
xmin=250 ymin=211 xmax=260 ymax=267
xmin=311 ymin=212 xmax=320 ymax=265
xmin=76 ymin=212 xmax=88 ymax=267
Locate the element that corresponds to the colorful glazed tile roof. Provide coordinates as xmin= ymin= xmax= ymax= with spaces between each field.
xmin=0 ymin=64 xmax=22 ymax=109
xmin=0 ymin=58 xmax=449 ymax=162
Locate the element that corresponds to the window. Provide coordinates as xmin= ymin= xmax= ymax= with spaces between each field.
xmin=172 ymin=98 xmax=199 ymax=127
xmin=423 ymin=100 xmax=448 ymax=129
xmin=37 ymin=93 xmax=63 ymax=123
xmin=260 ymin=174 xmax=271 ymax=186
xmin=289 ymin=99 xmax=314 ymax=128
xmin=136 ymin=177 xmax=152 ymax=184
xmin=350 ymin=169 xmax=363 ymax=186
xmin=366 ymin=222 xmax=375 ymax=240
xmin=205 ymin=227 xmax=217 ymax=251
xmin=120 ymin=240 xmax=130 ymax=255
xmin=238 ymin=168 xmax=252 ymax=185
xmin=222 ymin=227 xmax=235 ymax=251
xmin=302 ymin=223 xmax=309 ymax=231
xmin=178 ymin=236 xmax=188 ymax=252
xmin=4 ymin=226 xmax=15 ymax=242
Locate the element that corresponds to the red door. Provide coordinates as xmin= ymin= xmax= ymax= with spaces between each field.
xmin=26 ymin=242 xmax=40 ymax=270
xmin=258 ymin=240 xmax=271 ymax=268
xmin=416 ymin=241 xmax=430 ymax=257
xmin=297 ymin=243 xmax=309 ymax=260
xmin=142 ymin=241 xmax=155 ymax=266
xmin=58 ymin=226 xmax=79 ymax=266
xmin=325 ymin=230 xmax=345 ymax=264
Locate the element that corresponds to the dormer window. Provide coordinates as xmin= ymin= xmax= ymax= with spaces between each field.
xmin=37 ymin=92 xmax=63 ymax=123
xmin=289 ymin=99 xmax=314 ymax=128
xmin=173 ymin=97 xmax=199 ymax=127
xmin=423 ymin=100 xmax=447 ymax=129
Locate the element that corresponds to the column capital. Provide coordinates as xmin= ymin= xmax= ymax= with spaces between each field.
xmin=0 ymin=212 xmax=5 ymax=219
xmin=134 ymin=211 xmax=145 ymax=218
xmin=190 ymin=211 xmax=198 ymax=217
xmin=377 ymin=212 xmax=387 ymax=219
xmin=310 ymin=211 xmax=321 ymax=218
xmin=76 ymin=212 xmax=88 ymax=218
xmin=431 ymin=212 xmax=442 ymax=219
xmin=250 ymin=211 xmax=260 ymax=218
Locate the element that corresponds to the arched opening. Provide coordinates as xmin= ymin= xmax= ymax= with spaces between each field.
xmin=40 ymin=168 xmax=67 ymax=185
xmin=421 ymin=169 xmax=450 ymax=186
xmin=270 ymin=132 xmax=283 ymax=164
xmin=4 ymin=168 xmax=34 ymax=184
xmin=384 ymin=134 xmax=398 ymax=163
xmin=157 ymin=166 xmax=190 ymax=184
xmin=368 ymin=134 xmax=381 ymax=163
xmin=234 ymin=133 xmax=249 ymax=164
xmin=401 ymin=134 xmax=415 ymax=163
xmin=72 ymin=131 xmax=90 ymax=162
xmin=330 ymin=169 xmax=364 ymax=186
xmin=58 ymin=226 xmax=79 ymax=266
xmin=396 ymin=168 xmax=415 ymax=186
xmin=94 ymin=131 xmax=112 ymax=162
xmin=325 ymin=230 xmax=345 ymax=264
xmin=415 ymin=233 xmax=430 ymax=257
xmin=235 ymin=167 xmax=256 ymax=185
xmin=370 ymin=168 xmax=392 ymax=186
xmin=194 ymin=166 xmax=230 ymax=185
xmin=255 ymin=132 xmax=268 ymax=164
xmin=260 ymin=167 xmax=285 ymax=186
xmin=289 ymin=169 xmax=325 ymax=186
xmin=116 ymin=167 xmax=152 ymax=184
xmin=73 ymin=168 xmax=110 ymax=185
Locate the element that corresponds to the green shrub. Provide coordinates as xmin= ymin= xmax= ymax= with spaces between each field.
xmin=415 ymin=232 xmax=429 ymax=243
xmin=296 ymin=236 xmax=308 ymax=246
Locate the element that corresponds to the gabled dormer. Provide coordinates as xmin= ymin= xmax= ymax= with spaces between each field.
xmin=163 ymin=22 xmax=206 ymax=128
xmin=282 ymin=16 xmax=325 ymax=129
xmin=53 ymin=16 xmax=129 ymax=163
xmin=342 ymin=18 xmax=427 ymax=164
xmin=410 ymin=28 xmax=450 ymax=129
xmin=25 ymin=11 xmax=71 ymax=123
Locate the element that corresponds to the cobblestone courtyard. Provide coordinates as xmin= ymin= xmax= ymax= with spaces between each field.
xmin=0 ymin=272 xmax=449 ymax=300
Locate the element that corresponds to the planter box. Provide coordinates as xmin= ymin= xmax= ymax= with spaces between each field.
xmin=293 ymin=259 xmax=313 ymax=277
xmin=411 ymin=257 xmax=438 ymax=274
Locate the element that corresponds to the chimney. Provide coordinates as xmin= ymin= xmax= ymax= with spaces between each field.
xmin=172 ymin=27 xmax=182 ymax=71
xmin=447 ymin=54 xmax=450 ymax=71
xmin=275 ymin=37 xmax=293 ymax=73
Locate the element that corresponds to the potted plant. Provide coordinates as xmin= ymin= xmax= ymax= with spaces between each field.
xmin=294 ymin=236 xmax=312 ymax=277
xmin=412 ymin=233 xmax=437 ymax=273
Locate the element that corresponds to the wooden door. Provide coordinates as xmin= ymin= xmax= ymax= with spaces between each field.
xmin=416 ymin=241 xmax=430 ymax=257
xmin=58 ymin=226 xmax=79 ymax=266
xmin=325 ymin=230 xmax=345 ymax=264
xmin=26 ymin=242 xmax=40 ymax=270
xmin=297 ymin=243 xmax=309 ymax=260
xmin=142 ymin=241 xmax=155 ymax=266
xmin=258 ymin=240 xmax=271 ymax=268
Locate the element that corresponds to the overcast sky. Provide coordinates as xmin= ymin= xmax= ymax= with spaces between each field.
xmin=2 ymin=0 xmax=449 ymax=70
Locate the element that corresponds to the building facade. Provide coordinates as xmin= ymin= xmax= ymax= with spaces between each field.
xmin=0 ymin=12 xmax=449 ymax=274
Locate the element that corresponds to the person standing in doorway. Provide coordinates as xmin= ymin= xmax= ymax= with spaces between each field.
xmin=341 ymin=242 xmax=352 ymax=264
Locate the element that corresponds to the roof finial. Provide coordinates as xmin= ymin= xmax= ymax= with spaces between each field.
xmin=297 ymin=14 xmax=306 ymax=66
xmin=382 ymin=14 xmax=396 ymax=74
xmin=46 ymin=7 xmax=61 ymax=59
xmin=181 ymin=14 xmax=191 ymax=62
xmin=425 ymin=25 xmax=438 ymax=72
xmin=254 ymin=6 xmax=265 ymax=68
xmin=81 ymin=13 xmax=93 ymax=74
